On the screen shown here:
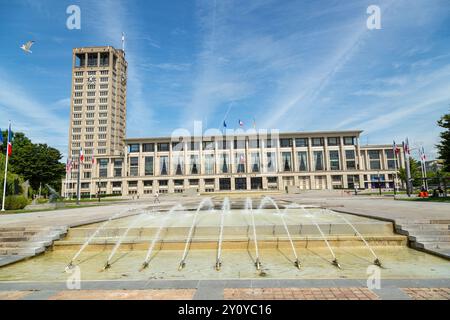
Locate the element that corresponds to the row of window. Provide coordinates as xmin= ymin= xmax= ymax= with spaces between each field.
xmin=127 ymin=137 xmax=356 ymax=153
xmin=93 ymin=149 xmax=395 ymax=178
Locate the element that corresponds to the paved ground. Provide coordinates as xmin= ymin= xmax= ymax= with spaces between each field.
xmin=0 ymin=279 xmax=449 ymax=300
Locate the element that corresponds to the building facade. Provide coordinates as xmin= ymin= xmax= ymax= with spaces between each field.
xmin=64 ymin=47 xmax=404 ymax=197
xmin=64 ymin=130 xmax=405 ymax=197
xmin=68 ymin=46 xmax=127 ymax=182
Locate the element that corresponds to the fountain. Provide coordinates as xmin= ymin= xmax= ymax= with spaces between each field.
xmin=215 ymin=197 xmax=229 ymax=271
xmin=298 ymin=205 xmax=341 ymax=268
xmin=259 ymin=197 xmax=301 ymax=269
xmin=178 ymin=197 xmax=214 ymax=270
xmin=103 ymin=210 xmax=155 ymax=270
xmin=322 ymin=208 xmax=382 ymax=267
xmin=245 ymin=197 xmax=263 ymax=272
xmin=141 ymin=204 xmax=185 ymax=270
xmin=66 ymin=207 xmax=138 ymax=270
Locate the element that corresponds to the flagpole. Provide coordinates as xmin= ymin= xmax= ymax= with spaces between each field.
xmin=392 ymin=145 xmax=398 ymax=196
xmin=76 ymin=154 xmax=81 ymax=205
xmin=403 ymin=140 xmax=412 ymax=197
xmin=1 ymin=121 xmax=11 ymax=212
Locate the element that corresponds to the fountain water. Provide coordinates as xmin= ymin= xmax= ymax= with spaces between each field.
xmin=178 ymin=197 xmax=214 ymax=270
xmin=322 ymin=208 xmax=382 ymax=267
xmin=215 ymin=197 xmax=230 ymax=271
xmin=141 ymin=204 xmax=185 ymax=270
xmin=245 ymin=197 xmax=262 ymax=271
xmin=103 ymin=210 xmax=155 ymax=270
xmin=66 ymin=207 xmax=138 ymax=270
xmin=259 ymin=197 xmax=301 ymax=269
xmin=297 ymin=205 xmax=341 ymax=268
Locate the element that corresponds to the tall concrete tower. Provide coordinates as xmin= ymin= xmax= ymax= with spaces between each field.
xmin=68 ymin=46 xmax=127 ymax=179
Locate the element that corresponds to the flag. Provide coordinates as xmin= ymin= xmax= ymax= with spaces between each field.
xmin=7 ymin=123 xmax=12 ymax=156
xmin=66 ymin=159 xmax=72 ymax=173
xmin=223 ymin=120 xmax=227 ymax=128
xmin=239 ymin=154 xmax=245 ymax=164
xmin=404 ymin=138 xmax=410 ymax=155
xmin=238 ymin=119 xmax=244 ymax=127
xmin=252 ymin=118 xmax=256 ymax=129
xmin=393 ymin=141 xmax=400 ymax=154
xmin=0 ymin=128 xmax=3 ymax=144
xmin=92 ymin=156 xmax=96 ymax=165
xmin=420 ymin=147 xmax=426 ymax=162
xmin=79 ymin=148 xmax=84 ymax=163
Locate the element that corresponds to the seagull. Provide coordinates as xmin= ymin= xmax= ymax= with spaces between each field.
xmin=20 ymin=41 xmax=35 ymax=54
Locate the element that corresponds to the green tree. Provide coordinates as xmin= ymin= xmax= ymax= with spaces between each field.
xmin=398 ymin=157 xmax=422 ymax=187
xmin=0 ymin=153 xmax=24 ymax=197
xmin=436 ymin=112 xmax=450 ymax=172
xmin=0 ymin=130 xmax=65 ymax=193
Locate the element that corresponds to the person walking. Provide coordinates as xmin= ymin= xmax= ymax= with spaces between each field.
xmin=154 ymin=191 xmax=160 ymax=204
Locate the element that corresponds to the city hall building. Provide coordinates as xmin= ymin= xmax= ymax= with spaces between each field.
xmin=63 ymin=46 xmax=405 ymax=197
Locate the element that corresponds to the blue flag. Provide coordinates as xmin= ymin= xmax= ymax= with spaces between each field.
xmin=0 ymin=128 xmax=3 ymax=144
xmin=223 ymin=120 xmax=227 ymax=128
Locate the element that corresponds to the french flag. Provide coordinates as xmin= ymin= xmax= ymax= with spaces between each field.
xmin=79 ymin=148 xmax=84 ymax=163
xmin=7 ymin=123 xmax=12 ymax=156
xmin=238 ymin=119 xmax=244 ymax=127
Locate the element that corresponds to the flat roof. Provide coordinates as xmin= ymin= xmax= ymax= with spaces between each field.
xmin=124 ymin=130 xmax=364 ymax=142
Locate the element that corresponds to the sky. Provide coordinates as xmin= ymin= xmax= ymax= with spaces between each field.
xmin=0 ymin=0 xmax=449 ymax=160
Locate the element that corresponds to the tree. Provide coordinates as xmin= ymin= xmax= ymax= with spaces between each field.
xmin=0 ymin=153 xmax=24 ymax=197
xmin=436 ymin=112 xmax=450 ymax=172
xmin=398 ymin=158 xmax=422 ymax=187
xmin=0 ymin=130 xmax=65 ymax=194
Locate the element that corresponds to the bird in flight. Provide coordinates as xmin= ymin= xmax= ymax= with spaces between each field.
xmin=20 ymin=41 xmax=35 ymax=54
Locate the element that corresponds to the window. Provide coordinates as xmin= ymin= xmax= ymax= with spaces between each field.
xmin=114 ymin=159 xmax=122 ymax=177
xmin=251 ymin=153 xmax=260 ymax=172
xmin=297 ymin=151 xmax=308 ymax=171
xmin=345 ymin=150 xmax=356 ymax=170
xmin=220 ymin=153 xmax=230 ymax=173
xmin=281 ymin=152 xmax=292 ymax=172
xmin=158 ymin=180 xmax=168 ymax=186
xmin=313 ymin=151 xmax=324 ymax=170
xmin=235 ymin=152 xmax=246 ymax=173
xmin=249 ymin=139 xmax=260 ymax=148
xmin=204 ymin=154 xmax=214 ymax=174
xmin=368 ymin=150 xmax=381 ymax=170
xmin=99 ymin=159 xmax=108 ymax=177
xmin=129 ymin=157 xmax=139 ymax=176
xmin=187 ymin=141 xmax=200 ymax=151
xmin=202 ymin=140 xmax=214 ymax=151
xmin=280 ymin=138 xmax=292 ymax=148
xmin=344 ymin=136 xmax=356 ymax=145
xmin=174 ymin=179 xmax=184 ymax=186
xmin=143 ymin=143 xmax=154 ymax=152
xmin=327 ymin=137 xmax=339 ymax=146
xmin=173 ymin=154 xmax=184 ymax=175
xmin=145 ymin=157 xmax=154 ymax=175
xmin=128 ymin=181 xmax=138 ymax=188
xmin=189 ymin=155 xmax=199 ymax=174
xmin=312 ymin=138 xmax=324 ymax=147
xmin=172 ymin=141 xmax=184 ymax=151
xmin=159 ymin=156 xmax=168 ymax=175
xmin=87 ymin=53 xmax=98 ymax=67
xmin=143 ymin=180 xmax=153 ymax=187
xmin=385 ymin=150 xmax=397 ymax=170
xmin=266 ymin=152 xmax=277 ymax=173
xmin=295 ymin=138 xmax=308 ymax=147
xmin=234 ymin=138 xmax=245 ymax=149
xmin=158 ymin=143 xmax=170 ymax=152
xmin=128 ymin=144 xmax=139 ymax=153
xmin=329 ymin=150 xmax=340 ymax=170
xmin=112 ymin=181 xmax=122 ymax=188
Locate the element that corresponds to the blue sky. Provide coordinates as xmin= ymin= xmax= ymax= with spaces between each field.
xmin=0 ymin=0 xmax=449 ymax=160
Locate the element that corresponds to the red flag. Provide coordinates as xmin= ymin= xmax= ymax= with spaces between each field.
xmin=92 ymin=156 xmax=96 ymax=165
xmin=7 ymin=123 xmax=12 ymax=156
xmin=79 ymin=148 xmax=84 ymax=163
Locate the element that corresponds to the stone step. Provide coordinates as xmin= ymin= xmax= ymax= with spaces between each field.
xmin=0 ymin=237 xmax=32 ymax=242
xmin=0 ymin=240 xmax=52 ymax=248
xmin=396 ymin=224 xmax=449 ymax=231
xmin=0 ymin=246 xmax=45 ymax=256
xmin=0 ymin=231 xmax=39 ymax=237
xmin=407 ymin=230 xmax=450 ymax=236
xmin=410 ymin=235 xmax=450 ymax=242
xmin=411 ymin=241 xmax=450 ymax=250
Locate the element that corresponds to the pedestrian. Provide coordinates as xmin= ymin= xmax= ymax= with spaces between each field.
xmin=154 ymin=191 xmax=160 ymax=204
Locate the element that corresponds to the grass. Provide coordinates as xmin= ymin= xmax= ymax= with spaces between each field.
xmin=0 ymin=203 xmax=107 ymax=214
xmin=396 ymin=197 xmax=450 ymax=203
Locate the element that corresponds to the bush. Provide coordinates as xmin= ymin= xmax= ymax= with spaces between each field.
xmin=4 ymin=195 xmax=29 ymax=210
